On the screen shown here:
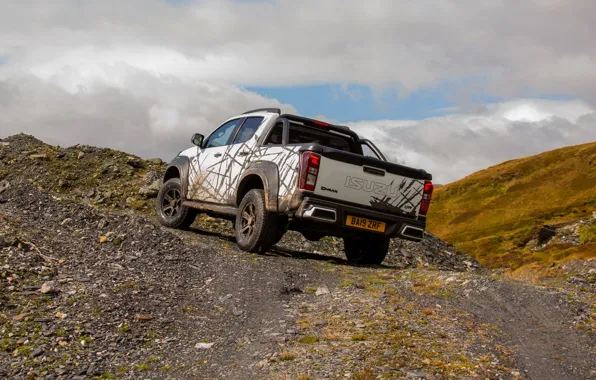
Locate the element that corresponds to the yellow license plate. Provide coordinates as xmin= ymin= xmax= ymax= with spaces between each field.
xmin=346 ymin=215 xmax=386 ymax=232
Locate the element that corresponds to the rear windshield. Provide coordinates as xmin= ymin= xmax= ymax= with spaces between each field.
xmin=288 ymin=123 xmax=355 ymax=152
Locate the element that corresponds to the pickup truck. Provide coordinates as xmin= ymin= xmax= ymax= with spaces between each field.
xmin=156 ymin=108 xmax=434 ymax=264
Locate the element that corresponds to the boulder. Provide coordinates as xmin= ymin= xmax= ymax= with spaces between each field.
xmin=538 ymin=225 xmax=556 ymax=245
xmin=139 ymin=179 xmax=161 ymax=198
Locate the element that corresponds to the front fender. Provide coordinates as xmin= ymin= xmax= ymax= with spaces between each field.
xmin=163 ymin=155 xmax=191 ymax=198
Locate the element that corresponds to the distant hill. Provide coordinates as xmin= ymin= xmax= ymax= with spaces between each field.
xmin=427 ymin=142 xmax=596 ymax=270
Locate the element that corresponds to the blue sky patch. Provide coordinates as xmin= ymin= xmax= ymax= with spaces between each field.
xmin=246 ymin=81 xmax=502 ymax=122
xmin=247 ymin=80 xmax=573 ymax=122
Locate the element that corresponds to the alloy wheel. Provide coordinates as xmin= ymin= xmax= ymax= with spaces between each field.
xmin=240 ymin=202 xmax=256 ymax=238
xmin=162 ymin=188 xmax=181 ymax=218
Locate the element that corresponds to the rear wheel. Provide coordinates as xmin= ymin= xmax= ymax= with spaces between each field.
xmin=155 ymin=178 xmax=197 ymax=229
xmin=235 ymin=189 xmax=281 ymax=253
xmin=343 ymin=235 xmax=390 ymax=265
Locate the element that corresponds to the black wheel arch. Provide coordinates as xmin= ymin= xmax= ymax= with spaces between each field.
xmin=162 ymin=156 xmax=190 ymax=198
xmin=235 ymin=161 xmax=280 ymax=212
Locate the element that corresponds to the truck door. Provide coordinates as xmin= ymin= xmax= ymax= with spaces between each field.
xmin=187 ymin=118 xmax=244 ymax=203
xmin=223 ymin=116 xmax=265 ymax=200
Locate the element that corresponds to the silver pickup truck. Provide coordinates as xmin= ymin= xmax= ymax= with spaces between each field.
xmin=156 ymin=108 xmax=434 ymax=264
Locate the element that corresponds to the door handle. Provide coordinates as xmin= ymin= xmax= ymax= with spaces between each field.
xmin=214 ymin=153 xmax=222 ymax=158
xmin=238 ymin=151 xmax=249 ymax=156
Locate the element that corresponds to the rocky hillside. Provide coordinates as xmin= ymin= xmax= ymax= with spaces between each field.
xmin=0 ymin=134 xmax=165 ymax=213
xmin=427 ymin=141 xmax=596 ymax=271
xmin=0 ymin=133 xmax=482 ymax=272
xmin=1 ymin=134 xmax=595 ymax=380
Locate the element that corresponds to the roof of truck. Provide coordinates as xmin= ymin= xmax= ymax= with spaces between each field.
xmin=240 ymin=108 xmax=356 ymax=138
xmin=241 ymin=108 xmax=281 ymax=115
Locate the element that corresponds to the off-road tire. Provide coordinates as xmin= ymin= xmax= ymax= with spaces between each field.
xmin=155 ymin=178 xmax=197 ymax=230
xmin=235 ymin=189 xmax=281 ymax=253
xmin=343 ymin=235 xmax=390 ymax=265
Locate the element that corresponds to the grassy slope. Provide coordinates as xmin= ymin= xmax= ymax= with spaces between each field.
xmin=427 ymin=142 xmax=596 ymax=269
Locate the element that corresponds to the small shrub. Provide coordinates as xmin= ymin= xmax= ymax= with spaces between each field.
xmin=579 ymin=224 xmax=596 ymax=244
xmin=305 ymin=286 xmax=318 ymax=294
xmin=280 ymin=351 xmax=296 ymax=361
xmin=354 ymin=367 xmax=375 ymax=379
xmin=134 ymin=363 xmax=151 ymax=371
xmin=298 ymin=336 xmax=319 ymax=344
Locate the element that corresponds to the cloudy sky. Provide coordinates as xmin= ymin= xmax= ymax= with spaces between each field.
xmin=1 ymin=0 xmax=595 ymax=183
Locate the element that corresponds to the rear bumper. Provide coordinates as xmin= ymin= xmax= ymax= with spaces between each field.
xmin=293 ymin=196 xmax=426 ymax=241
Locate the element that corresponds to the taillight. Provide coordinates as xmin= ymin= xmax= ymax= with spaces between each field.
xmin=299 ymin=152 xmax=321 ymax=191
xmin=419 ymin=180 xmax=434 ymax=216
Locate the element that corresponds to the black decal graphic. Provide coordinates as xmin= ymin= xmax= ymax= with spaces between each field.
xmin=187 ymin=141 xmax=301 ymax=205
xmin=369 ymin=179 xmax=424 ymax=215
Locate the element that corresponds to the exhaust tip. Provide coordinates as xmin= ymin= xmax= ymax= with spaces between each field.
xmin=302 ymin=206 xmax=337 ymax=223
xmin=401 ymin=225 xmax=424 ymax=240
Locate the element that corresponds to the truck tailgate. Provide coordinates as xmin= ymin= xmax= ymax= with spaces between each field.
xmin=313 ymin=151 xmax=428 ymax=216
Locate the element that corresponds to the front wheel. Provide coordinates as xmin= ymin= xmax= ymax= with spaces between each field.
xmin=235 ymin=189 xmax=281 ymax=253
xmin=343 ymin=235 xmax=390 ymax=265
xmin=155 ymin=178 xmax=197 ymax=229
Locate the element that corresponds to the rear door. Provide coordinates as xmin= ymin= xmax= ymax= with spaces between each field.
xmin=223 ymin=116 xmax=265 ymax=200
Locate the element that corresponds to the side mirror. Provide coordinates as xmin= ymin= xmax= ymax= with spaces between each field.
xmin=191 ymin=133 xmax=204 ymax=147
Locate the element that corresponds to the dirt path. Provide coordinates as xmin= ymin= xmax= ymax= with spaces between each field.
xmin=264 ymin=267 xmax=595 ymax=379
xmin=164 ymin=227 xmax=341 ymax=379
xmin=1 ymin=182 xmax=594 ymax=379
xmin=164 ymin=227 xmax=596 ymax=380
xmin=452 ymin=277 xmax=596 ymax=380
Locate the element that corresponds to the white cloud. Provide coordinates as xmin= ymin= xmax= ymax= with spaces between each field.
xmin=0 ymin=0 xmax=595 ymax=184
xmin=1 ymin=0 xmax=595 ymax=99
xmin=348 ymin=99 xmax=596 ymax=184
xmin=0 ymin=72 xmax=296 ymax=159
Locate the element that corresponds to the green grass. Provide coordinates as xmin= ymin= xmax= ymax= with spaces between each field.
xmin=304 ymin=285 xmax=318 ymax=294
xmin=298 ymin=336 xmax=319 ymax=344
xmin=579 ymin=224 xmax=596 ymax=244
xmin=427 ymin=142 xmax=596 ymax=269
xmin=134 ymin=363 xmax=151 ymax=371
xmin=280 ymin=351 xmax=297 ymax=361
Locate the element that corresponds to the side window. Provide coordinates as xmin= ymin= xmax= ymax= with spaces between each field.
xmin=264 ymin=123 xmax=283 ymax=145
xmin=233 ymin=117 xmax=264 ymax=144
xmin=204 ymin=118 xmax=242 ymax=148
